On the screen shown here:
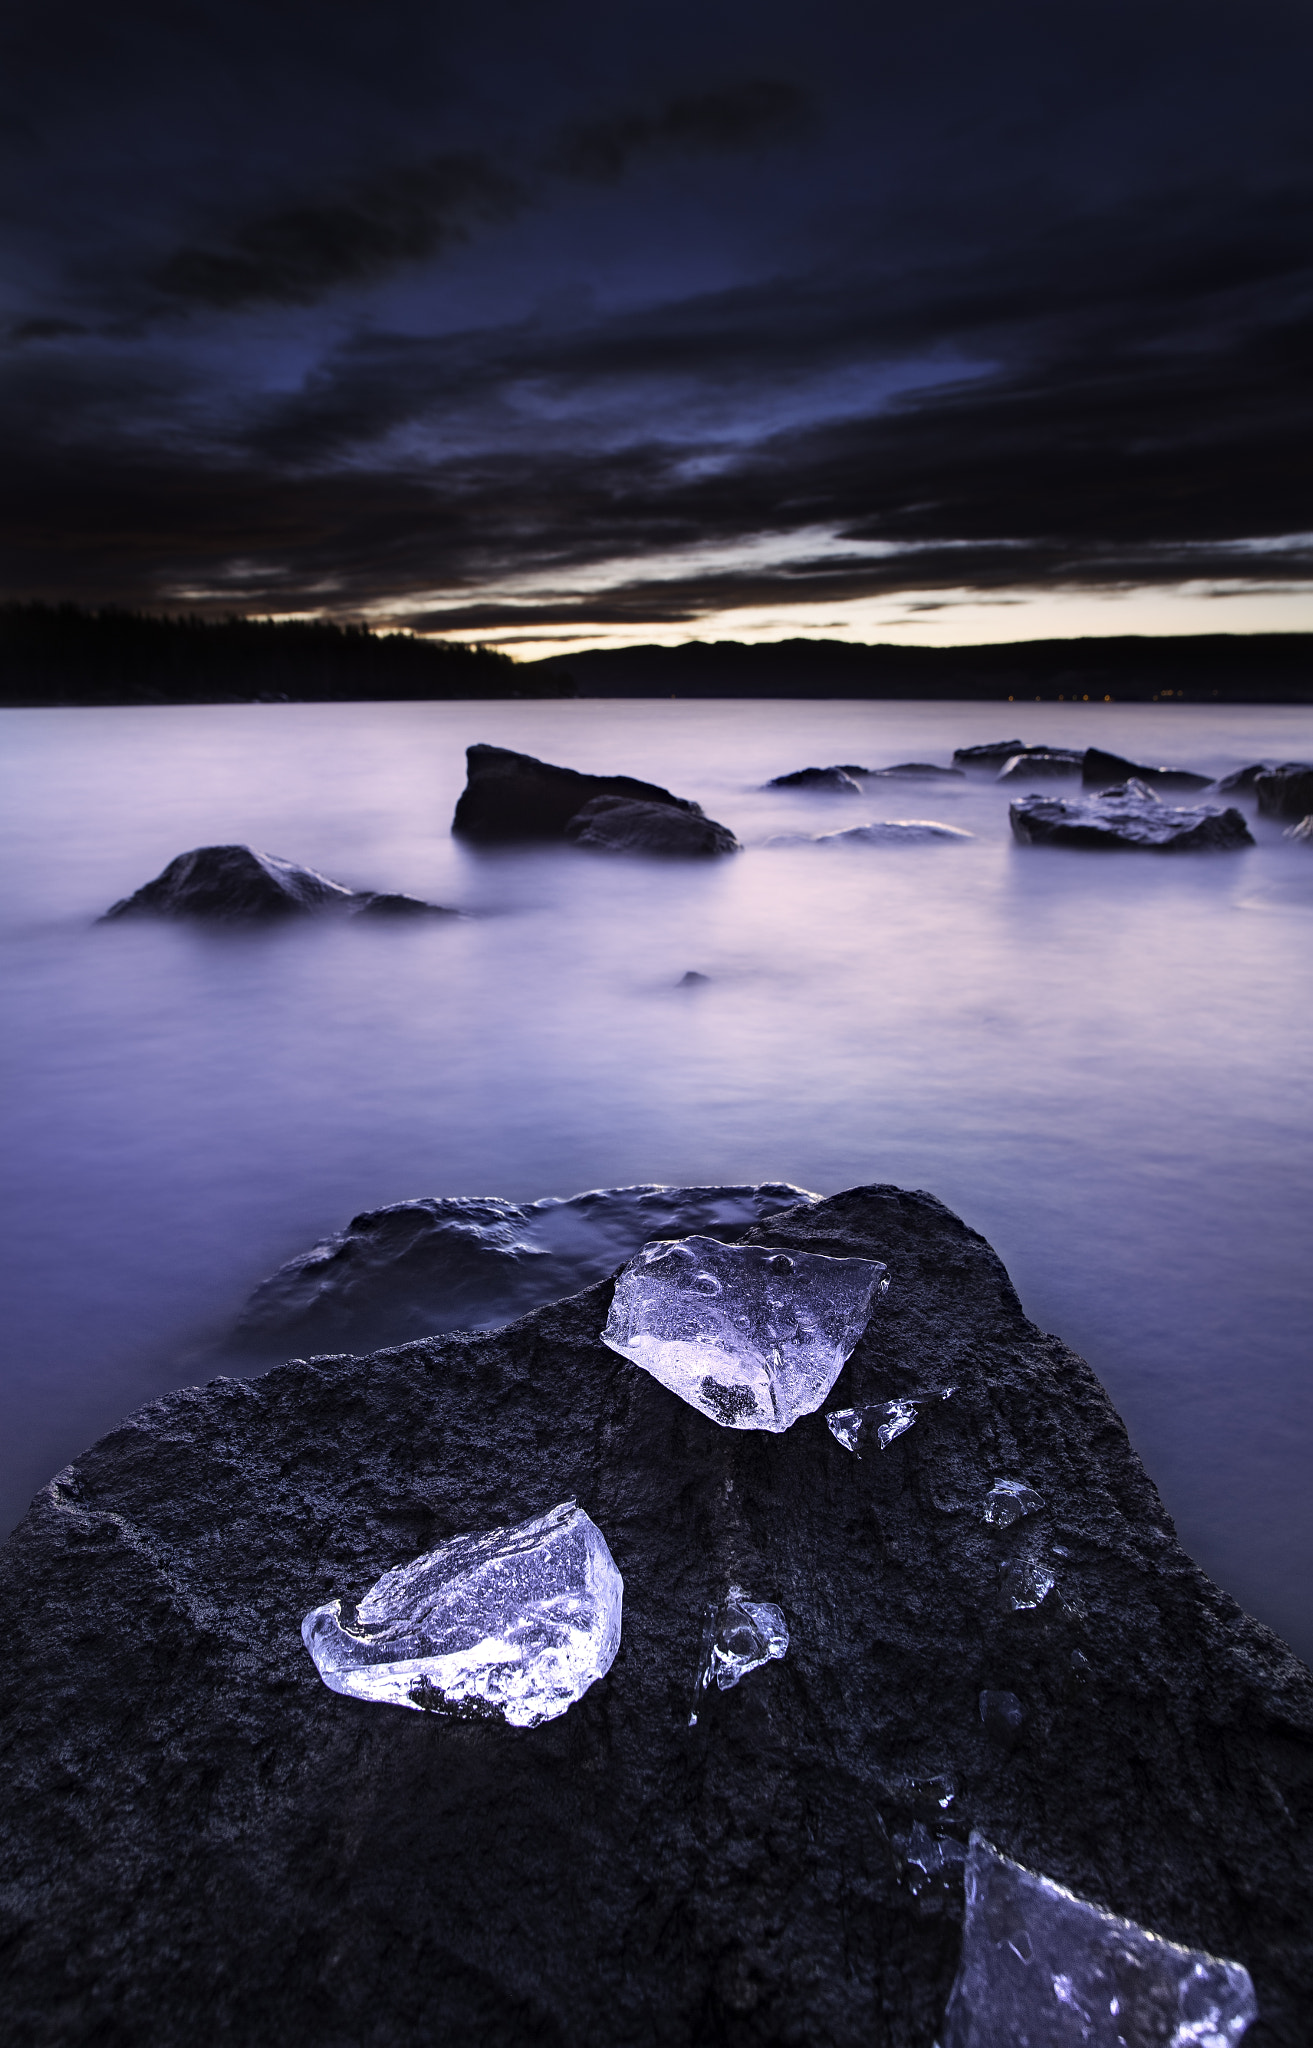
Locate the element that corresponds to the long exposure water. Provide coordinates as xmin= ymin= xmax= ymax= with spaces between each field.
xmin=2 ymin=697 xmax=1310 ymax=1658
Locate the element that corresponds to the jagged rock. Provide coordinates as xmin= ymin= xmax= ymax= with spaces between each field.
xmin=1 ymin=1184 xmax=1309 ymax=2046
xmin=451 ymin=742 xmax=730 ymax=846
xmin=100 ymin=845 xmax=455 ymax=922
xmin=563 ymin=794 xmax=739 ymax=856
xmin=1255 ymin=764 xmax=1313 ymax=822
xmin=1010 ymin=780 xmax=1254 ymax=851
xmin=1081 ymin=747 xmax=1211 ymax=791
xmin=766 ymin=766 xmax=864 ymax=793
xmin=677 ymin=969 xmax=711 ymax=986
xmin=996 ymin=752 xmax=1083 ymax=782
xmin=231 ymin=1181 xmax=816 ymax=1357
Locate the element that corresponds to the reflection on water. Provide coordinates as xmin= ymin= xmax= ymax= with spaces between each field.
xmin=1 ymin=698 xmax=1311 ymax=1657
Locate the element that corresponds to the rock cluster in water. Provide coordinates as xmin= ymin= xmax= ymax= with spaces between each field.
xmin=453 ymin=742 xmax=738 ymax=854
xmin=2 ymin=1184 xmax=1309 ymax=2044
xmin=100 ymin=843 xmax=456 ymax=921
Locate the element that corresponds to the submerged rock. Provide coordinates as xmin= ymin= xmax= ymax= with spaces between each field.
xmin=953 ymin=738 xmax=1031 ymax=768
xmin=1285 ymin=816 xmax=1313 ymax=843
xmin=100 ymin=844 xmax=456 ymax=922
xmin=563 ymin=793 xmax=739 ymax=856
xmin=1213 ymin=763 xmax=1277 ymax=794
xmin=1255 ymin=763 xmax=1313 ymax=822
xmin=451 ymin=742 xmax=736 ymax=849
xmin=232 ymin=1180 xmax=817 ymax=1356
xmin=769 ymin=820 xmax=973 ymax=847
xmin=765 ymin=765 xmax=864 ymax=793
xmin=866 ymin=762 xmax=966 ymax=780
xmin=1010 ymin=780 xmax=1254 ymax=851
xmin=2 ymin=1184 xmax=1310 ymax=2045
xmin=996 ymin=751 xmax=1084 ymax=782
xmin=1081 ymin=746 xmax=1212 ymax=791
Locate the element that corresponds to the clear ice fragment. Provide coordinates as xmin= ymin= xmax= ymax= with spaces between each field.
xmin=689 ymin=1584 xmax=788 ymax=1724
xmin=984 ymin=1478 xmax=1045 ymax=1526
xmin=1000 ymin=1552 xmax=1056 ymax=1610
xmin=826 ymin=1387 xmax=955 ymax=1456
xmin=604 ymin=1235 xmax=887 ymax=1431
xmin=939 ymin=1834 xmax=1257 ymax=2047
xmin=301 ymin=1498 xmax=622 ymax=1727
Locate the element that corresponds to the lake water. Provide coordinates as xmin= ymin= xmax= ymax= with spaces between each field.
xmin=2 ymin=697 xmax=1311 ymax=1660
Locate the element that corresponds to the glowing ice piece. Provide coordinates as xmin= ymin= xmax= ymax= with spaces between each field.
xmin=938 ymin=1834 xmax=1257 ymax=2048
xmin=1000 ymin=1552 xmax=1056 ymax=1610
xmin=603 ymin=1236 xmax=887 ymax=1431
xmin=689 ymin=1584 xmax=789 ymax=1724
xmin=826 ymin=1388 xmax=955 ymax=1455
xmin=984 ymin=1478 xmax=1044 ymax=1526
xmin=301 ymin=1498 xmax=622 ymax=1726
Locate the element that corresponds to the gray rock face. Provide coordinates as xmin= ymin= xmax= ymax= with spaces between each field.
xmin=451 ymin=742 xmax=736 ymax=848
xmin=766 ymin=766 xmax=864 ymax=793
xmin=1081 ymin=747 xmax=1211 ymax=791
xmin=1255 ymin=763 xmax=1313 ymax=822
xmin=1010 ymin=780 xmax=1254 ymax=851
xmin=2 ymin=1184 xmax=1310 ymax=2046
xmin=100 ymin=844 xmax=455 ymax=922
xmin=563 ymin=793 xmax=740 ymax=856
xmin=232 ymin=1181 xmax=816 ymax=1357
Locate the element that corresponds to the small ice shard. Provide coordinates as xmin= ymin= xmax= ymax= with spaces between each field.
xmin=939 ymin=1833 xmax=1257 ymax=2047
xmin=903 ymin=1821 xmax=969 ymax=1893
xmin=826 ymin=1387 xmax=954 ymax=1455
xmin=689 ymin=1584 xmax=788 ymax=1724
xmin=979 ymin=1690 xmax=1026 ymax=1745
xmin=984 ymin=1478 xmax=1044 ymax=1526
xmin=603 ymin=1235 xmax=887 ymax=1431
xmin=1000 ymin=1552 xmax=1056 ymax=1610
xmin=301 ymin=1499 xmax=622 ymax=1726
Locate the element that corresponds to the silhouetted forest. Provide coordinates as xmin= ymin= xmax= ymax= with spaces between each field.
xmin=0 ymin=605 xmax=569 ymax=705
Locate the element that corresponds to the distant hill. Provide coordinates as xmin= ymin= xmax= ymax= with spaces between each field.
xmin=0 ymin=605 xmax=572 ymax=705
xmin=531 ymin=633 xmax=1313 ymax=703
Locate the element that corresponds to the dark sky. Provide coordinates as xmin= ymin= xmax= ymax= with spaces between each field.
xmin=3 ymin=0 xmax=1311 ymax=651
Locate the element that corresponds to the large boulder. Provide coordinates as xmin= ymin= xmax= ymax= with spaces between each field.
xmin=451 ymin=743 xmax=736 ymax=850
xmin=952 ymin=739 xmax=1030 ymax=768
xmin=1081 ymin=747 xmax=1211 ymax=791
xmin=100 ymin=845 xmax=455 ymax=921
xmin=231 ymin=1181 xmax=815 ymax=1358
xmin=1255 ymin=764 xmax=1313 ymax=822
xmin=1 ymin=1184 xmax=1309 ymax=2045
xmin=1010 ymin=780 xmax=1254 ymax=851
xmin=766 ymin=767 xmax=864 ymax=793
xmin=996 ymin=751 xmax=1083 ymax=782
xmin=563 ymin=794 xmax=740 ymax=856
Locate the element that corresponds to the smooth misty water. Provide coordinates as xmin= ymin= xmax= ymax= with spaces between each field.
xmin=1 ymin=698 xmax=1311 ymax=1658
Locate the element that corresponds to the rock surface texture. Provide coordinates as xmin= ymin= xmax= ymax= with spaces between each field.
xmin=1010 ymin=780 xmax=1254 ymax=851
xmin=766 ymin=766 xmax=864 ymax=793
xmin=451 ymin=743 xmax=737 ymax=852
xmin=1 ymin=1185 xmax=1309 ymax=2046
xmin=232 ymin=1181 xmax=815 ymax=1357
xmin=1254 ymin=763 xmax=1313 ymax=822
xmin=1080 ymin=747 xmax=1212 ymax=791
xmin=101 ymin=844 xmax=455 ymax=921
xmin=563 ymin=794 xmax=740 ymax=856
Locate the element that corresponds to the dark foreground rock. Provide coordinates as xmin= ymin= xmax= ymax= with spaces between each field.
xmin=1255 ymin=763 xmax=1313 ymax=821
xmin=101 ymin=844 xmax=456 ymax=922
xmin=1081 ymin=746 xmax=1211 ymax=791
xmin=2 ymin=1184 xmax=1310 ymax=2046
xmin=1010 ymin=779 xmax=1254 ymax=851
xmin=452 ymin=743 xmax=737 ymax=852
xmin=232 ymin=1181 xmax=814 ymax=1358
xmin=564 ymin=794 xmax=740 ymax=856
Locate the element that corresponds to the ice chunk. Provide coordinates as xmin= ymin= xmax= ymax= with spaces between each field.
xmin=603 ymin=1236 xmax=887 ymax=1431
xmin=689 ymin=1584 xmax=788 ymax=1725
xmin=826 ymin=1387 xmax=954 ymax=1455
xmin=301 ymin=1498 xmax=622 ymax=1726
xmin=984 ymin=1478 xmax=1044 ymax=1526
xmin=901 ymin=1821 xmax=969 ymax=1896
xmin=939 ymin=1834 xmax=1257 ymax=2047
xmin=1000 ymin=1552 xmax=1056 ymax=1610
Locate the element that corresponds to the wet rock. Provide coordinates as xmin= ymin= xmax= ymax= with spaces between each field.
xmin=100 ymin=845 xmax=455 ymax=923
xmin=766 ymin=766 xmax=864 ymax=793
xmin=1213 ymin=763 xmax=1277 ymax=794
xmin=2 ymin=1184 xmax=1310 ymax=2046
xmin=996 ymin=751 xmax=1084 ymax=782
xmin=231 ymin=1181 xmax=817 ymax=1357
xmin=1255 ymin=763 xmax=1313 ymax=822
xmin=769 ymin=821 xmax=972 ymax=847
xmin=1010 ymin=780 xmax=1254 ymax=851
xmin=1081 ymin=746 xmax=1212 ymax=791
xmin=677 ymin=969 xmax=711 ymax=986
xmin=451 ymin=742 xmax=722 ymax=844
xmin=866 ymin=762 xmax=966 ymax=780
xmin=952 ymin=739 xmax=1031 ymax=768
xmin=563 ymin=793 xmax=739 ymax=856
xmin=1285 ymin=816 xmax=1313 ymax=843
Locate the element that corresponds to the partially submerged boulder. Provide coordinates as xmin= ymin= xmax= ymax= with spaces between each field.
xmin=1213 ymin=763 xmax=1277 ymax=794
xmin=1 ymin=1184 xmax=1309 ymax=2044
xmin=867 ymin=762 xmax=965 ymax=780
xmin=100 ymin=845 xmax=455 ymax=922
xmin=1081 ymin=747 xmax=1211 ymax=791
xmin=1255 ymin=764 xmax=1313 ymax=822
xmin=1010 ymin=780 xmax=1253 ymax=851
xmin=769 ymin=821 xmax=973 ymax=847
xmin=564 ymin=794 xmax=739 ymax=856
xmin=452 ymin=743 xmax=736 ymax=851
xmin=952 ymin=739 xmax=1030 ymax=768
xmin=996 ymin=752 xmax=1083 ymax=782
xmin=232 ymin=1181 xmax=815 ymax=1357
xmin=766 ymin=766 xmax=864 ymax=793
